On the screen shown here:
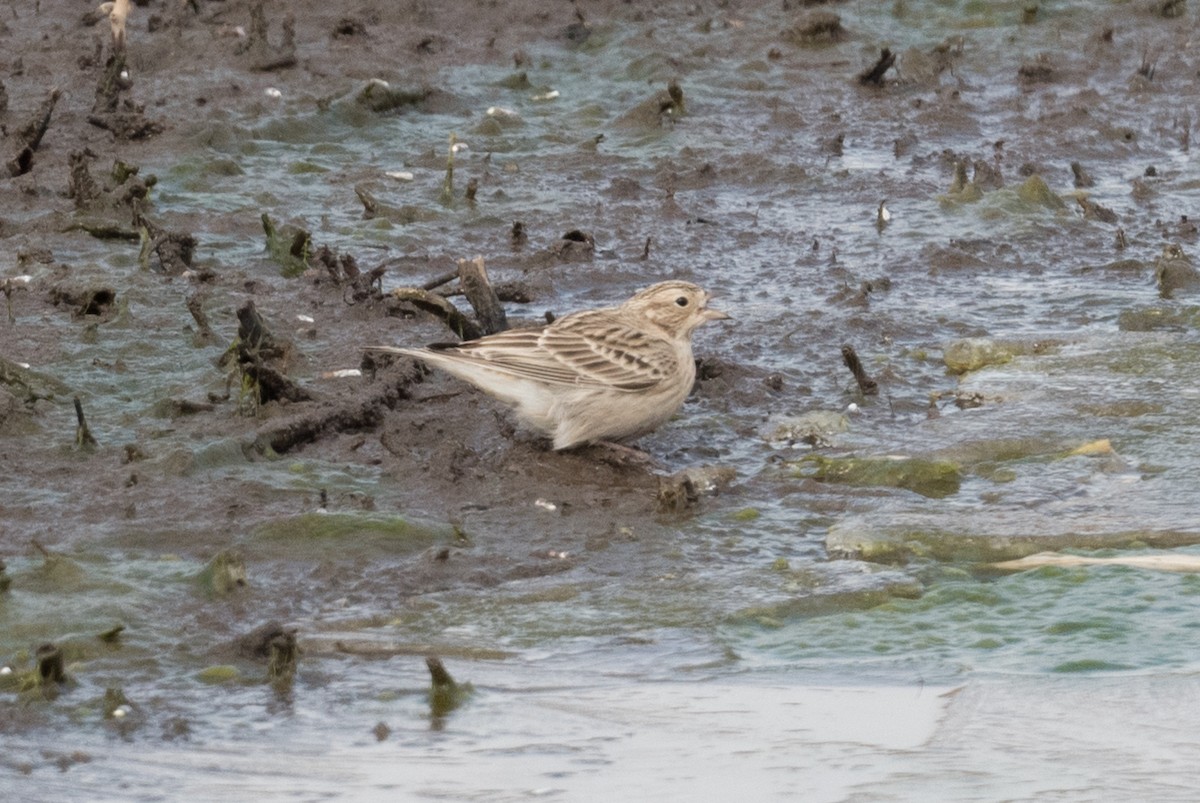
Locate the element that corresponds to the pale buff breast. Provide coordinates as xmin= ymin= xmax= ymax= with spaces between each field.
xmin=546 ymin=342 xmax=696 ymax=449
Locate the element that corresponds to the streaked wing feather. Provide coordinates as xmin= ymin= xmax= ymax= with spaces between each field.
xmin=438 ymin=313 xmax=677 ymax=391
xmin=443 ymin=328 xmax=584 ymax=385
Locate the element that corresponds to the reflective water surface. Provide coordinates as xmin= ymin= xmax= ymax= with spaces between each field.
xmin=3 ymin=1 xmax=1200 ymax=799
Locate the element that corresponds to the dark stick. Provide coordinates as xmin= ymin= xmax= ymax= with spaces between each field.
xmin=252 ymin=362 xmax=415 ymax=454
xmin=6 ymin=88 xmax=61 ymax=177
xmin=426 ymin=655 xmax=472 ymax=717
xmin=236 ymin=299 xmax=282 ymax=358
xmin=233 ymin=301 xmax=309 ymax=405
xmin=36 ymin=643 xmax=66 ymax=684
xmin=74 ymin=396 xmax=98 ymax=448
xmin=421 ymin=271 xmax=459 ymax=291
xmin=457 ymin=256 xmax=508 ymax=335
xmin=93 ymin=52 xmax=126 ymax=114
xmin=267 ymin=630 xmax=299 ymax=682
xmin=187 ymin=294 xmax=216 ymax=342
xmin=510 ymin=220 xmax=527 ymax=247
xmin=841 ymin=345 xmax=879 ymax=395
xmin=858 ymin=48 xmax=895 ymax=86
xmin=389 ymin=288 xmax=482 ymax=341
xmin=426 ymin=656 xmax=456 ymax=688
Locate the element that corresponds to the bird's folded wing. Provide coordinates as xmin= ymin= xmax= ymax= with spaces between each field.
xmin=448 ymin=322 xmax=676 ymax=391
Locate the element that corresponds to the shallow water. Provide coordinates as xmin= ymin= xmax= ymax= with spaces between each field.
xmin=4 ymin=0 xmax=1200 ymax=799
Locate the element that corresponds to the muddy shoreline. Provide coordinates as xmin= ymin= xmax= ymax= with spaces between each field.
xmin=5 ymin=3 xmax=1200 ymax=791
xmin=1 ymin=1 xmax=762 ymax=619
xmin=4 ymin=0 xmax=1199 ymax=612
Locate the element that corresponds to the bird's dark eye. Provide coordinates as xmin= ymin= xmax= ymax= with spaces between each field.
xmin=675 ymin=296 xmax=689 ymax=307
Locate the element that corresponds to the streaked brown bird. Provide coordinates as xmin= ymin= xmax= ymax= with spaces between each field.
xmin=373 ymin=280 xmax=730 ymax=449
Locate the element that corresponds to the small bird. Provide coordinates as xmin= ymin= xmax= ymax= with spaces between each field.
xmin=373 ymin=280 xmax=730 ymax=450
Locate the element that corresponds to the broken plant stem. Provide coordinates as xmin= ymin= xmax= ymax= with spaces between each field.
xmin=389 ymin=287 xmax=482 ymax=341
xmin=6 ymin=87 xmax=61 ymax=177
xmin=457 ymin=256 xmax=508 ymax=335
xmin=74 ymin=395 xmax=98 ymax=449
xmin=858 ymin=48 xmax=896 ymax=86
xmin=440 ymin=133 xmax=457 ymax=206
xmin=841 ymin=345 xmax=879 ymax=396
xmin=422 ymin=271 xmax=459 ymax=292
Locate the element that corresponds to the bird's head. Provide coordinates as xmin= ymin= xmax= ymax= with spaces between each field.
xmin=624 ymin=280 xmax=730 ymax=338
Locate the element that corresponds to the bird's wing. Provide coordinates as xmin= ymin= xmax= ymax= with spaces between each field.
xmin=443 ymin=313 xmax=679 ymax=391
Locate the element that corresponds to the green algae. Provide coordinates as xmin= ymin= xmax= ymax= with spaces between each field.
xmin=196 ymin=665 xmax=240 ymax=684
xmin=788 ymin=454 xmax=962 ymax=499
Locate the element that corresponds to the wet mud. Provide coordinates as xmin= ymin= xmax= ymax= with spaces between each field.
xmin=4 ymin=0 xmax=1200 ymax=792
xmin=2 ymin=1 xmax=701 ymax=555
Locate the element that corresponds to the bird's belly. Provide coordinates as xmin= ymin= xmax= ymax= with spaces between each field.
xmin=549 ymin=381 xmax=691 ymax=449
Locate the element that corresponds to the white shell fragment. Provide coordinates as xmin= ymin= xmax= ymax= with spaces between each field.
xmin=320 ymin=369 xmax=363 ymax=379
xmin=534 ymin=498 xmax=557 ymax=512
xmin=992 ymin=552 xmax=1200 ymax=574
xmin=385 ymin=171 xmax=415 ymax=181
xmin=265 ymin=87 xmax=283 ymax=99
xmin=532 ymin=90 xmax=560 ymax=101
